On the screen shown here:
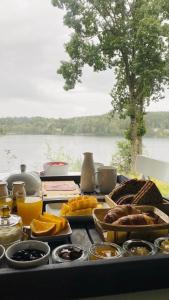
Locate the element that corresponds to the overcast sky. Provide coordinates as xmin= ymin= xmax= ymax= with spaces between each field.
xmin=0 ymin=0 xmax=169 ymax=119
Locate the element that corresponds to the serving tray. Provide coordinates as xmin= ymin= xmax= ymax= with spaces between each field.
xmin=1 ymin=218 xmax=169 ymax=300
xmin=1 ymin=174 xmax=169 ymax=299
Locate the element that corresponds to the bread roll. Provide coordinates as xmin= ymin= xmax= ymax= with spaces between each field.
xmin=112 ymin=214 xmax=154 ymax=226
xmin=104 ymin=205 xmax=141 ymax=224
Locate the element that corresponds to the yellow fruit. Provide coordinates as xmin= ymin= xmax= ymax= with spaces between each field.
xmin=38 ymin=213 xmax=67 ymax=234
xmin=30 ymin=219 xmax=56 ymax=236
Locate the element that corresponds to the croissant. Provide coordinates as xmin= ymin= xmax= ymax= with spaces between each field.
xmin=112 ymin=214 xmax=154 ymax=226
xmin=103 ymin=205 xmax=141 ymax=224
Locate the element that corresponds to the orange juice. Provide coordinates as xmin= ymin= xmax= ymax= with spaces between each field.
xmin=17 ymin=197 xmax=42 ymax=226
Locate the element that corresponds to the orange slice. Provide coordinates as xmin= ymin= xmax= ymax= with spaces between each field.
xmin=38 ymin=213 xmax=67 ymax=233
xmin=30 ymin=219 xmax=56 ymax=236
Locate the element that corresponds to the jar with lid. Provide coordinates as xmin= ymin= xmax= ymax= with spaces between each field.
xmin=12 ymin=181 xmax=26 ymax=213
xmin=0 ymin=181 xmax=13 ymax=211
xmin=0 ymin=205 xmax=23 ymax=248
xmin=0 ymin=181 xmax=8 ymax=198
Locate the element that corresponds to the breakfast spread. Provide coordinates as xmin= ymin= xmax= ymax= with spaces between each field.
xmin=1 ymin=173 xmax=169 ymax=274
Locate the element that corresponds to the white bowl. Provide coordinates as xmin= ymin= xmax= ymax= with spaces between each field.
xmin=52 ymin=244 xmax=88 ymax=263
xmin=43 ymin=162 xmax=69 ymax=176
xmin=0 ymin=244 xmax=5 ymax=263
xmin=5 ymin=240 xmax=50 ymax=269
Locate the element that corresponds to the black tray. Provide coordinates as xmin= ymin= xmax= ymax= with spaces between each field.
xmin=1 ymin=174 xmax=169 ymax=299
xmin=1 ymin=218 xmax=169 ymax=300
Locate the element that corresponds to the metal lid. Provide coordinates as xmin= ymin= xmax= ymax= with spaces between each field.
xmin=0 ymin=205 xmax=21 ymax=227
xmin=12 ymin=181 xmax=25 ymax=186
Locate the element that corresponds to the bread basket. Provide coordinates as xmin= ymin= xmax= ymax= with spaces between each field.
xmin=93 ymin=205 xmax=169 ymax=243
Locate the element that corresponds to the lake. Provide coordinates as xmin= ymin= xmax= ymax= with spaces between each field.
xmin=0 ymin=134 xmax=169 ymax=172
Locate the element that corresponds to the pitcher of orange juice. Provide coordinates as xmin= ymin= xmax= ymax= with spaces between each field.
xmin=17 ymin=196 xmax=42 ymax=226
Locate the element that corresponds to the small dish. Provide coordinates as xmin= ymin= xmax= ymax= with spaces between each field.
xmin=52 ymin=244 xmax=88 ymax=263
xmin=123 ymin=239 xmax=157 ymax=256
xmin=43 ymin=162 xmax=69 ymax=176
xmin=154 ymin=237 xmax=169 ymax=254
xmin=31 ymin=222 xmax=72 ymax=242
xmin=0 ymin=244 xmax=5 ymax=264
xmin=5 ymin=240 xmax=50 ymax=269
xmin=89 ymin=242 xmax=123 ymax=260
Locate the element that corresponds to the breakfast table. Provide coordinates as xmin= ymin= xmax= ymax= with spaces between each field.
xmin=1 ymin=174 xmax=169 ymax=299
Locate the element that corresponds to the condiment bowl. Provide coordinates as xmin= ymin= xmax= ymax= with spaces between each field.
xmin=52 ymin=244 xmax=88 ymax=263
xmin=89 ymin=242 xmax=123 ymax=260
xmin=123 ymin=239 xmax=157 ymax=257
xmin=154 ymin=237 xmax=169 ymax=254
xmin=0 ymin=244 xmax=5 ymax=264
xmin=5 ymin=240 xmax=50 ymax=269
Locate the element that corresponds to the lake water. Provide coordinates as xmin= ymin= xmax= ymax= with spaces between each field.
xmin=0 ymin=134 xmax=169 ymax=173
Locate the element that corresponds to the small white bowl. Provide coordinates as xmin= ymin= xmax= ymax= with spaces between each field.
xmin=52 ymin=244 xmax=88 ymax=263
xmin=43 ymin=162 xmax=69 ymax=176
xmin=5 ymin=240 xmax=50 ymax=269
xmin=0 ymin=244 xmax=5 ymax=263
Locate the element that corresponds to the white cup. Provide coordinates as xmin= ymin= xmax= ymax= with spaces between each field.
xmin=97 ymin=166 xmax=117 ymax=194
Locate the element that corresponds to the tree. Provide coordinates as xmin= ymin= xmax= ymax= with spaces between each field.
xmin=52 ymin=0 xmax=169 ymax=170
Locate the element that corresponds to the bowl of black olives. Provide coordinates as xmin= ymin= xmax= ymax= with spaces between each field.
xmin=5 ymin=240 xmax=50 ymax=269
xmin=52 ymin=244 xmax=88 ymax=263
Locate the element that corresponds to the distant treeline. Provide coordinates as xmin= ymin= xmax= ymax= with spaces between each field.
xmin=0 ymin=112 xmax=169 ymax=137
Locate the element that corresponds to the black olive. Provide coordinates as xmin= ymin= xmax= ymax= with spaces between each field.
xmin=11 ymin=249 xmax=45 ymax=261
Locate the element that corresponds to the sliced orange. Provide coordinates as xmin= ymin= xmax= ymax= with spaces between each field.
xmin=38 ymin=213 xmax=67 ymax=234
xmin=30 ymin=219 xmax=56 ymax=236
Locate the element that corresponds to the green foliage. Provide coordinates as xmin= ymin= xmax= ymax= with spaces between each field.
xmin=2 ymin=112 xmax=169 ymax=136
xmin=111 ymin=140 xmax=132 ymax=175
xmin=52 ymin=0 xmax=169 ymax=166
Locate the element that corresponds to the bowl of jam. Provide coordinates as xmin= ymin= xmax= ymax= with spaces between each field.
xmin=89 ymin=243 xmax=123 ymax=260
xmin=154 ymin=237 xmax=169 ymax=254
xmin=123 ymin=239 xmax=157 ymax=257
xmin=5 ymin=240 xmax=50 ymax=268
xmin=52 ymin=244 xmax=88 ymax=263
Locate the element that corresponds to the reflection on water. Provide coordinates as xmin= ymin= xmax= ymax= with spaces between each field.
xmin=0 ymin=135 xmax=169 ymax=172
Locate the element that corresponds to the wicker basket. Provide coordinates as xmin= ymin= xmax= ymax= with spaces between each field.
xmin=93 ymin=205 xmax=169 ymax=243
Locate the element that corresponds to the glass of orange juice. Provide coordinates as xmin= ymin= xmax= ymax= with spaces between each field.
xmin=16 ymin=196 xmax=43 ymax=226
